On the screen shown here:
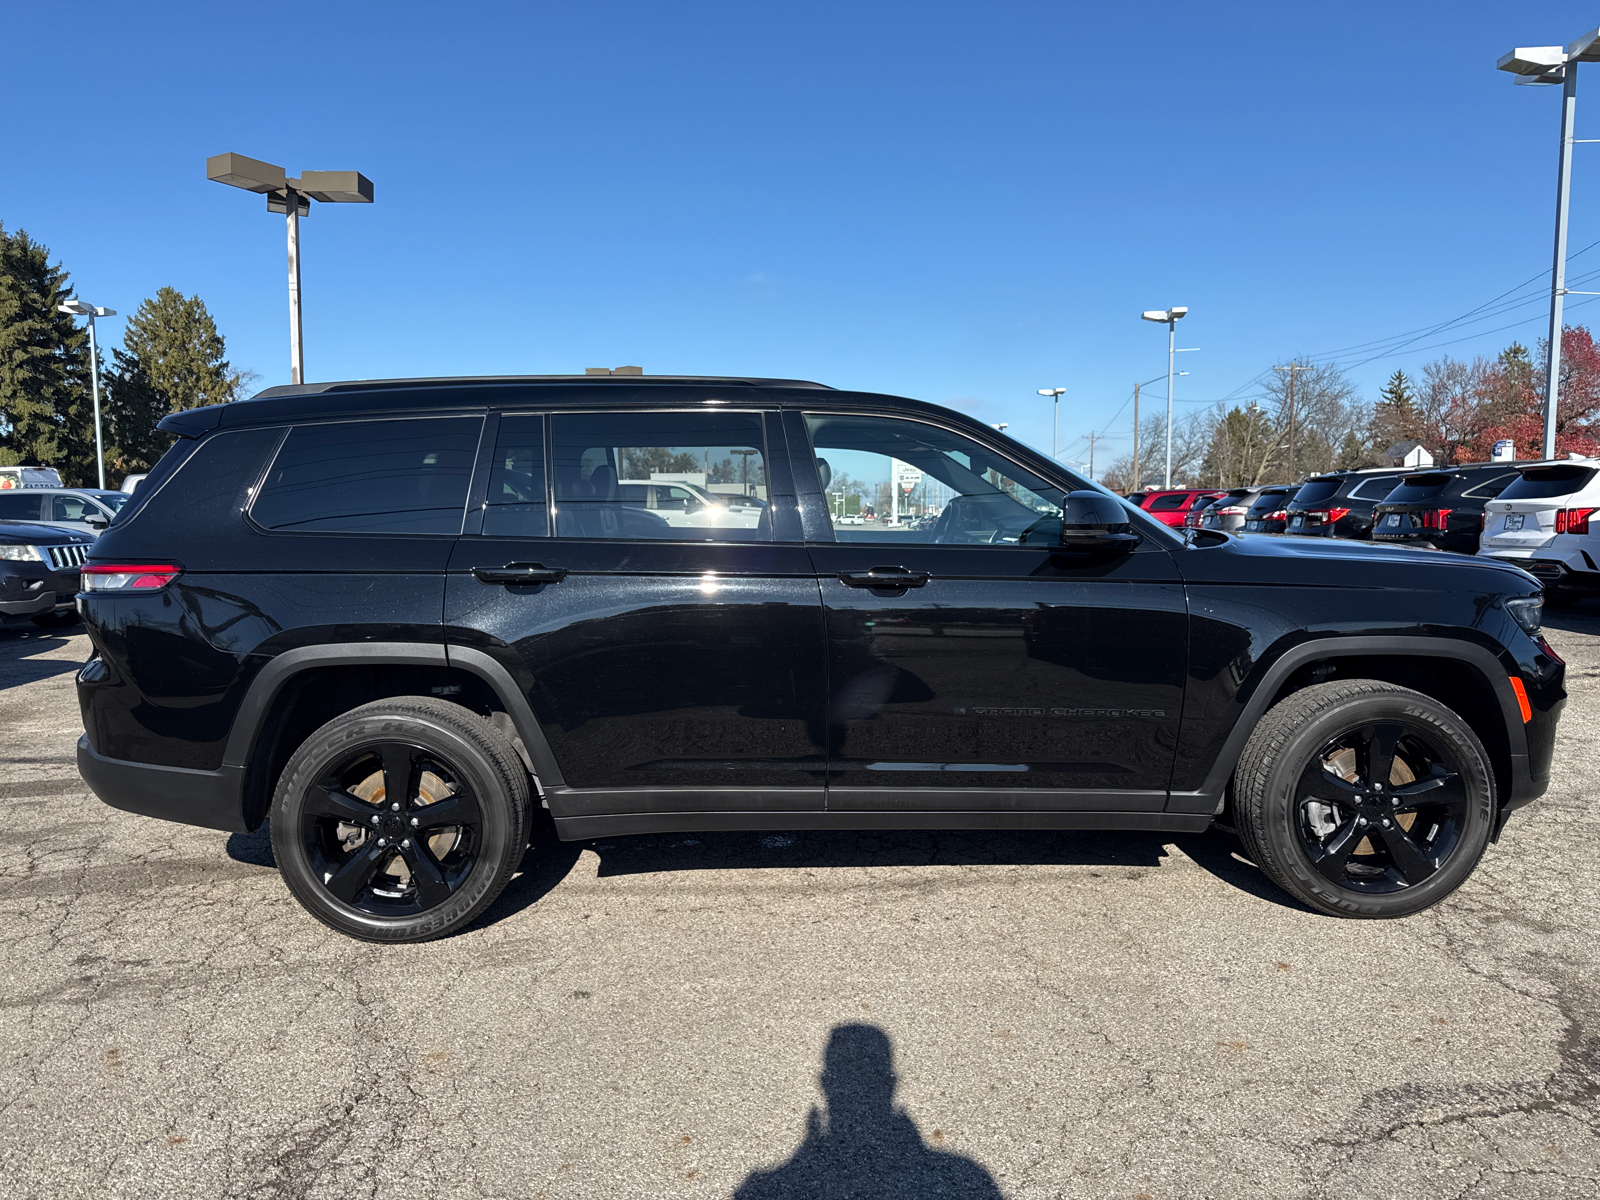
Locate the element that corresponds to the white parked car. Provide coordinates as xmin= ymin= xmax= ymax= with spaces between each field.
xmin=616 ymin=481 xmax=763 ymax=530
xmin=1477 ymin=459 xmax=1600 ymax=602
xmin=0 ymin=487 xmax=129 ymax=537
xmin=120 ymin=474 xmax=148 ymax=494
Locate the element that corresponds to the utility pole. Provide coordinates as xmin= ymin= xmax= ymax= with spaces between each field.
xmin=1131 ymin=383 xmax=1140 ymax=489
xmin=1274 ymin=363 xmax=1311 ymax=481
xmin=1085 ymin=433 xmax=1105 ymax=480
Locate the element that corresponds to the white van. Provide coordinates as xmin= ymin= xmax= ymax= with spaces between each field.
xmin=0 ymin=465 xmax=64 ymax=491
xmin=1477 ymin=459 xmax=1600 ymax=601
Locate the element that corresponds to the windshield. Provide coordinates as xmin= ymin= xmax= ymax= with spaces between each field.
xmin=98 ymin=492 xmax=130 ymax=511
xmin=1501 ymin=465 xmax=1598 ymax=500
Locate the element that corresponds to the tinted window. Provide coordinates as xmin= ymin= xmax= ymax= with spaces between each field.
xmin=1349 ymin=474 xmax=1402 ymax=500
xmin=1461 ymin=472 xmax=1518 ymax=500
xmin=481 ymin=414 xmax=546 ymax=537
xmin=252 ymin=417 xmax=481 ymax=534
xmin=98 ymin=492 xmax=129 ymax=511
xmin=551 ymin=411 xmax=771 ymax=541
xmin=1291 ymin=478 xmax=1344 ymax=505
xmin=1247 ymin=489 xmax=1295 ymax=515
xmin=1385 ymin=474 xmax=1452 ymax=501
xmin=1148 ymin=493 xmax=1188 ymax=511
xmin=805 ymin=413 xmax=1067 ymax=545
xmin=0 ymin=493 xmax=42 ymax=519
xmin=1500 ymin=465 xmax=1599 ymax=500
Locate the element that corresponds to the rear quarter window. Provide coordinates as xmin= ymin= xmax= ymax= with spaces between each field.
xmin=1460 ymin=471 xmax=1520 ymax=500
xmin=1349 ymin=474 xmax=1402 ymax=500
xmin=252 ymin=417 xmax=482 ymax=535
xmin=1148 ymin=494 xmax=1188 ymax=511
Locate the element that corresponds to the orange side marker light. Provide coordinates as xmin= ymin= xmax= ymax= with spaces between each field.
xmin=1509 ymin=676 xmax=1533 ymax=724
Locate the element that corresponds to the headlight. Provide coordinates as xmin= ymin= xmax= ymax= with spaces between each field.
xmin=0 ymin=545 xmax=44 ymax=562
xmin=1505 ymin=596 xmax=1543 ymax=636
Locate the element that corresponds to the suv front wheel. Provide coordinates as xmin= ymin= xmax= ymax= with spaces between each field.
xmin=1232 ymin=680 xmax=1495 ymax=918
xmin=270 ymin=697 xmax=532 ymax=942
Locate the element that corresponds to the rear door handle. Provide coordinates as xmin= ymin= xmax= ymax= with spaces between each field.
xmin=838 ymin=566 xmax=931 ymax=588
xmin=472 ymin=562 xmax=568 ymax=586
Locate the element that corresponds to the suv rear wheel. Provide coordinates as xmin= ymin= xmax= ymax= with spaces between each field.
xmin=270 ymin=697 xmax=532 ymax=942
xmin=1232 ymin=680 xmax=1495 ymax=918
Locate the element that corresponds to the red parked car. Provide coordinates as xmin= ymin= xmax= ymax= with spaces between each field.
xmin=1126 ymin=488 xmax=1224 ymax=528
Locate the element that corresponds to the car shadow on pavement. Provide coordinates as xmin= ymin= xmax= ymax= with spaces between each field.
xmin=736 ymin=1022 xmax=1005 ymax=1199
xmin=0 ymin=622 xmax=85 ymax=689
xmin=224 ymin=814 xmax=587 ymax=932
xmin=1543 ymin=596 xmax=1600 ymax=634
xmin=586 ymin=825 xmax=1313 ymax=913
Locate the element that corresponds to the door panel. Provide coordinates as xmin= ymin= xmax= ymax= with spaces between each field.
xmin=794 ymin=411 xmax=1187 ymax=810
xmin=444 ymin=410 xmax=828 ymax=809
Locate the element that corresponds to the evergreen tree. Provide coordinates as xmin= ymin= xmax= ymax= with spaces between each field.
xmin=1334 ymin=429 xmax=1367 ymax=470
xmin=104 ymin=287 xmax=249 ymax=478
xmin=0 ymin=223 xmax=93 ymax=478
xmin=1369 ymin=369 xmax=1421 ymax=452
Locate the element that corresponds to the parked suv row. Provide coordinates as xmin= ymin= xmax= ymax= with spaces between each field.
xmin=76 ymin=375 xmax=1564 ymax=941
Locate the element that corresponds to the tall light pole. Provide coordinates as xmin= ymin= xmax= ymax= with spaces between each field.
xmin=1498 ymin=28 xmax=1600 ymax=459
xmin=1141 ymin=307 xmax=1188 ymax=487
xmin=56 ymin=300 xmax=116 ymax=489
xmin=206 ymin=153 xmax=374 ymax=385
xmin=1036 ymin=388 xmax=1066 ymax=458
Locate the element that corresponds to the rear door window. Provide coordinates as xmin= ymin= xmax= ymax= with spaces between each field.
xmin=0 ymin=493 xmax=43 ymax=520
xmin=481 ymin=414 xmax=547 ymax=537
xmin=252 ymin=417 xmax=482 ymax=534
xmin=550 ymin=411 xmax=772 ymax=541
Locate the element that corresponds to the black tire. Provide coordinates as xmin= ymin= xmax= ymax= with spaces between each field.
xmin=1232 ymin=680 xmax=1495 ymax=918
xmin=270 ymin=697 xmax=532 ymax=942
xmin=31 ymin=609 xmax=79 ymax=628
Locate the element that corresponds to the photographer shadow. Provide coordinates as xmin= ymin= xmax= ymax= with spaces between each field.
xmin=737 ymin=1023 xmax=1003 ymax=1200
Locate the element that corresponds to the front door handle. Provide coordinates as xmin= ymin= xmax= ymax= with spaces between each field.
xmin=472 ymin=562 xmax=568 ymax=586
xmin=838 ymin=566 xmax=931 ymax=589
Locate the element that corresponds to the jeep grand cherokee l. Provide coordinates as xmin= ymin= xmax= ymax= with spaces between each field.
xmin=74 ymin=375 xmax=1566 ymax=941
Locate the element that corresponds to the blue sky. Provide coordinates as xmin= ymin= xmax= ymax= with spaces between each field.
xmin=5 ymin=1 xmax=1600 ymax=469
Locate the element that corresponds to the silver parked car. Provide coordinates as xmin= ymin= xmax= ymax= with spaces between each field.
xmin=0 ymin=488 xmax=129 ymax=537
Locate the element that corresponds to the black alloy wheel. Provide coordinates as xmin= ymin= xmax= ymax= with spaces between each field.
xmin=271 ymin=697 xmax=531 ymax=941
xmin=303 ymin=742 xmax=483 ymax=916
xmin=1233 ymin=680 xmax=1495 ymax=918
xmin=1293 ymin=722 xmax=1467 ymax=894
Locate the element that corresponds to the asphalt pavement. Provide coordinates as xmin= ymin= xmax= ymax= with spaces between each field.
xmin=1 ymin=608 xmax=1598 ymax=1199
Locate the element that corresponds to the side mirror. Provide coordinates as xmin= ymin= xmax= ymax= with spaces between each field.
xmin=1059 ymin=491 xmax=1139 ymax=551
xmin=83 ymin=514 xmax=110 ymax=529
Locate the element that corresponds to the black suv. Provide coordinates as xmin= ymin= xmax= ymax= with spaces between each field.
xmin=1370 ymin=463 xmax=1526 ymax=555
xmin=1 ymin=519 xmax=93 ymax=627
xmin=1283 ymin=468 xmax=1409 ymax=540
xmin=75 ymin=376 xmax=1566 ymax=941
xmin=1241 ymin=485 xmax=1301 ymax=534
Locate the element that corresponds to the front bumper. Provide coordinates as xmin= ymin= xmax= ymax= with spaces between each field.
xmin=77 ymin=735 xmax=250 ymax=832
xmin=0 ymin=564 xmax=81 ymax=616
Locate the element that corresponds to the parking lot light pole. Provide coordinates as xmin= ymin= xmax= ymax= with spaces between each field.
xmin=205 ymin=153 xmax=374 ymax=385
xmin=56 ymin=300 xmax=116 ymax=489
xmin=1141 ymin=307 xmax=1188 ymax=487
xmin=1498 ymin=28 xmax=1600 ymax=459
xmin=1036 ymin=388 xmax=1066 ymax=458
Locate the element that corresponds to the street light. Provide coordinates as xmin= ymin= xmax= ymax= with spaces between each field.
xmin=1141 ymin=307 xmax=1188 ymax=487
xmin=205 ymin=152 xmax=374 ymax=385
xmin=1498 ymin=26 xmax=1600 ymax=459
xmin=56 ymin=299 xmax=116 ymax=489
xmin=1036 ymin=388 xmax=1066 ymax=458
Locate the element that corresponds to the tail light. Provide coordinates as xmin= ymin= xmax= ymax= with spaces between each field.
xmin=1555 ymin=507 xmax=1595 ymax=535
xmin=1218 ymin=506 xmax=1248 ymax=516
xmin=81 ymin=562 xmax=182 ymax=591
xmin=1421 ymin=508 xmax=1453 ymax=531
xmin=1266 ymin=509 xmax=1288 ymax=522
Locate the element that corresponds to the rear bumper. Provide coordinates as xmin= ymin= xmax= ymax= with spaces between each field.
xmin=77 ymin=735 xmax=251 ymax=833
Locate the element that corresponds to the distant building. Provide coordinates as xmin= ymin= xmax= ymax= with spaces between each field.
xmin=1378 ymin=441 xmax=1434 ymax=469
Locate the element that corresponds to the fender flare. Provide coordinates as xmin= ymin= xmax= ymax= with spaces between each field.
xmin=1170 ymin=634 xmax=1529 ymax=814
xmin=221 ymin=641 xmax=566 ymax=787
